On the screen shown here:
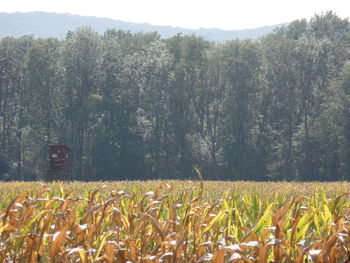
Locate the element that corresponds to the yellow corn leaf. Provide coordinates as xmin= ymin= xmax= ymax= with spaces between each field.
xmin=199 ymin=210 xmax=226 ymax=241
xmin=252 ymin=203 xmax=273 ymax=233
xmin=313 ymin=210 xmax=320 ymax=235
xmin=95 ymin=231 xmax=114 ymax=261
xmin=321 ymin=188 xmax=327 ymax=204
xmin=322 ymin=204 xmax=332 ymax=226
xmin=295 ymin=222 xmax=309 ymax=242
xmin=59 ymin=184 xmax=65 ymax=198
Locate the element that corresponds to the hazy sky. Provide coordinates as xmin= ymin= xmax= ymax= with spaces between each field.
xmin=1 ymin=0 xmax=349 ymax=30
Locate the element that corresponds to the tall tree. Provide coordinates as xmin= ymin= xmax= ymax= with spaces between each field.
xmin=133 ymin=41 xmax=174 ymax=179
xmin=165 ymin=35 xmax=210 ymax=178
xmin=339 ymin=62 xmax=350 ymax=179
xmin=263 ymin=37 xmax=303 ymax=180
xmin=25 ymin=38 xmax=63 ymax=177
xmin=62 ymin=27 xmax=102 ymax=180
xmin=202 ymin=45 xmax=226 ymax=179
xmin=220 ymin=40 xmax=264 ymax=180
xmin=0 ymin=36 xmax=33 ymax=179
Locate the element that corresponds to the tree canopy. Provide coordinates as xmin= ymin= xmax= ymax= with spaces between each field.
xmin=1 ymin=12 xmax=350 ymax=181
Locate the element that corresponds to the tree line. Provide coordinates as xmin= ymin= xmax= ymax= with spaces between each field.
xmin=1 ymin=11 xmax=350 ymax=181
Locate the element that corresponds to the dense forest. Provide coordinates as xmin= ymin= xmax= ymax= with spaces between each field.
xmin=1 ymin=11 xmax=350 ymax=181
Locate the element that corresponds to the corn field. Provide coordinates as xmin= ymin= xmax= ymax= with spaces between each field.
xmin=1 ymin=178 xmax=350 ymax=262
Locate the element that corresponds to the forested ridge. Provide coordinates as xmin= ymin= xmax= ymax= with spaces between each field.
xmin=0 ymin=11 xmax=281 ymax=41
xmin=1 ymin=11 xmax=350 ymax=181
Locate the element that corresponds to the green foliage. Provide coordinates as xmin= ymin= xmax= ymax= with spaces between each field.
xmin=0 ymin=12 xmax=350 ymax=181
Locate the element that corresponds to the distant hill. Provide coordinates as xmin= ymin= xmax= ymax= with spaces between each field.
xmin=0 ymin=12 xmax=285 ymax=42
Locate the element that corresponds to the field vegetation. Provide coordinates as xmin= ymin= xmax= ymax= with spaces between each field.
xmin=2 ymin=178 xmax=350 ymax=262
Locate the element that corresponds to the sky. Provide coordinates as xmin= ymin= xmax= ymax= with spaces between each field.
xmin=1 ymin=0 xmax=349 ymax=30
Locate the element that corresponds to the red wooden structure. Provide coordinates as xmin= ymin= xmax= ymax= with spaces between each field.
xmin=48 ymin=145 xmax=71 ymax=174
